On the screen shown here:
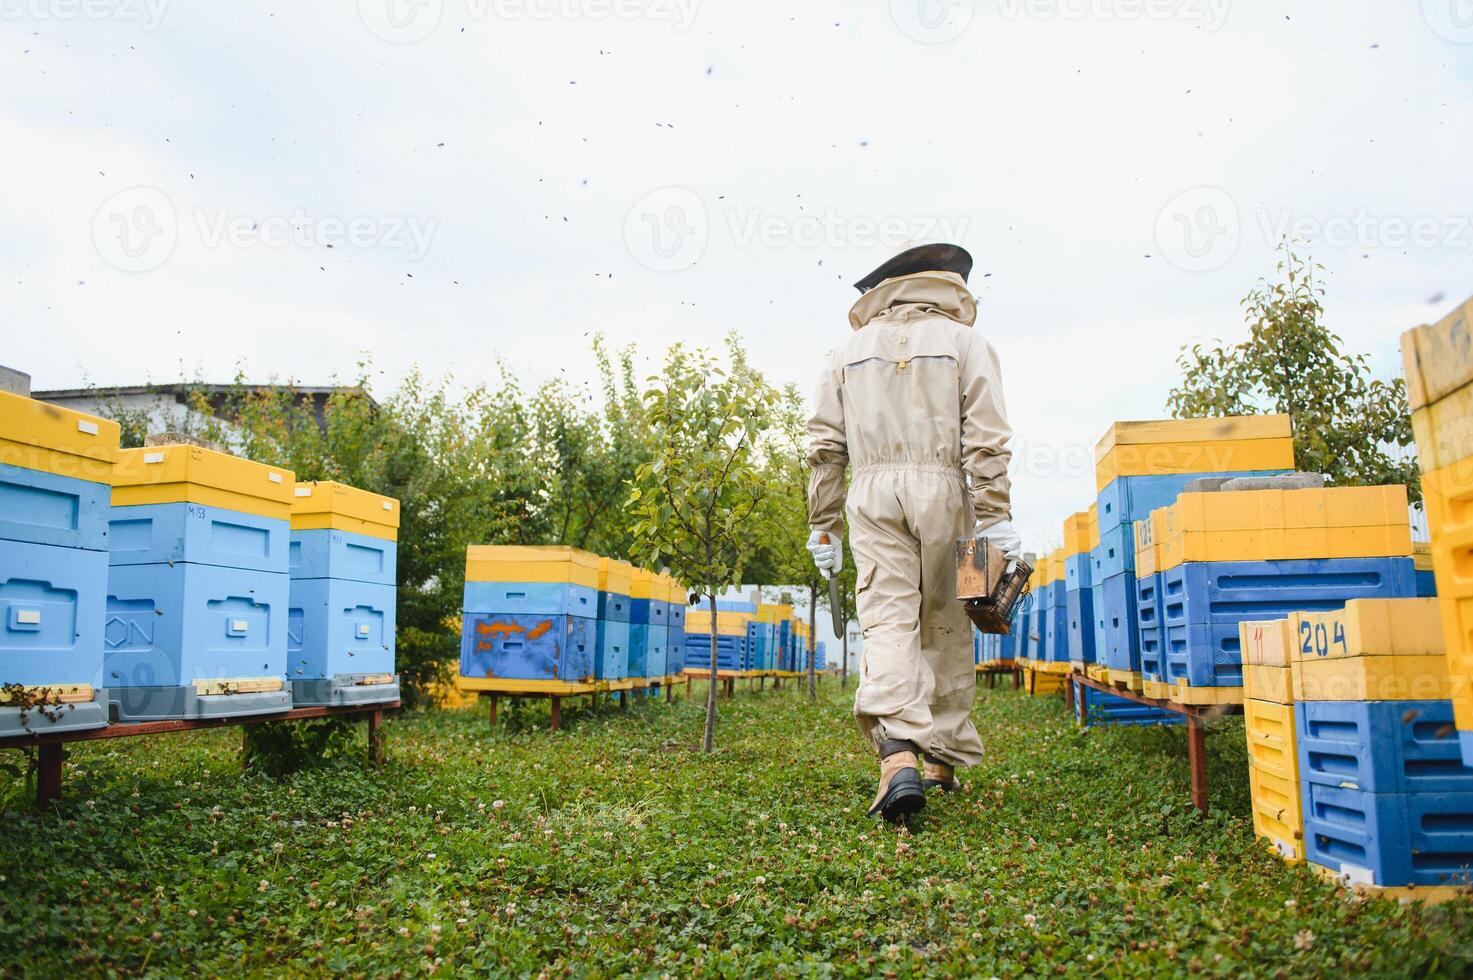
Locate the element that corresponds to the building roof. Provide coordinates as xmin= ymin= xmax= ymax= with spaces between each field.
xmin=34 ymin=382 xmax=376 ymax=408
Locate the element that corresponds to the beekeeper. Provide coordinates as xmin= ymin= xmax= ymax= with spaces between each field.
xmin=806 ymin=243 xmax=1019 ymax=822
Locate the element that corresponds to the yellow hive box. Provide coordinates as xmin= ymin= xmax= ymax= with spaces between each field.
xmin=1423 ymin=459 xmax=1473 ymax=601
xmin=1095 ymin=437 xmax=1295 ymax=493
xmin=1062 ymin=511 xmax=1092 ymax=558
xmin=598 ymin=557 xmax=633 ymax=596
xmin=1410 ymin=382 xmax=1473 ymax=472
xmin=1441 ymin=597 xmax=1473 ymax=732
xmin=1401 ymin=294 xmax=1473 ymax=413
xmin=1249 ymin=766 xmax=1304 ymax=863
xmin=1159 ymin=524 xmax=1411 ymax=571
xmin=1240 ymin=618 xmax=1294 ymax=667
xmin=1094 ymin=415 xmax=1292 ymax=457
xmin=1169 ymin=681 xmax=1242 ymax=706
xmin=0 ymin=390 xmax=120 ymax=483
xmin=629 ymin=568 xmax=656 ymax=600
xmin=1088 ymin=503 xmax=1100 ymax=551
xmin=112 ymin=444 xmax=294 ymax=520
xmin=1289 ymin=599 xmax=1443 ymax=661
xmin=1414 ymin=541 xmax=1433 ymax=573
xmin=1293 ymin=655 xmax=1450 ymax=701
xmin=1244 ymin=697 xmax=1299 ymax=781
xmin=1049 ymin=548 xmax=1066 ymax=584
xmin=1243 ymin=665 xmax=1294 ymax=704
xmin=1164 ymin=485 xmax=1410 ymax=534
xmin=464 ymin=545 xmax=600 ymax=588
xmin=290 ymin=480 xmax=400 ymax=541
xmin=1134 ymin=507 xmax=1167 ymax=579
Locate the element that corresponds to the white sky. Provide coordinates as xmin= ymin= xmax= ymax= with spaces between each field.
xmin=3 ymin=0 xmax=1471 ymax=553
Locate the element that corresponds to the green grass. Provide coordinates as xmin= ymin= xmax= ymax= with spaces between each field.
xmin=2 ymin=680 xmax=1472 ymax=977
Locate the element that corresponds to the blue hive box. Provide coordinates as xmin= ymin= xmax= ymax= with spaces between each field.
xmin=1302 ymin=783 xmax=1473 ymax=888
xmin=1161 ymin=557 xmax=1418 ymax=687
xmin=290 ymin=528 xmax=397 ymax=586
xmin=109 ymin=502 xmax=289 ymax=572
xmin=644 ymin=623 xmax=669 ymax=677
xmin=1416 ymin=570 xmax=1437 ymax=598
xmin=1098 ymin=571 xmax=1141 ymax=674
xmin=1096 ymin=470 xmax=1288 ymax=534
xmin=598 ymin=617 xmax=631 ymax=679
xmin=0 ymin=461 xmax=112 ymax=552
xmin=630 ymin=596 xmax=668 ymax=627
xmin=666 ymin=601 xmax=687 ymax=673
xmin=1079 ymin=687 xmax=1184 ymax=726
xmin=1031 ymin=582 xmax=1051 ymax=662
xmin=1045 ymin=596 xmax=1070 ymax=664
xmin=287 ymin=578 xmax=397 ymax=701
xmin=598 ymin=589 xmax=631 ymax=623
xmin=1093 ymin=524 xmax=1137 ymax=582
xmin=685 ymin=632 xmax=744 ymax=672
xmin=1296 ymin=700 xmax=1473 ymax=795
xmin=463 ymin=581 xmax=596 ymax=617
xmin=460 ymin=612 xmax=595 ymax=682
xmin=1136 ymin=573 xmax=1167 ymax=681
xmin=1089 ymin=576 xmax=1107 ymax=667
xmin=1066 ymin=554 xmax=1096 ymax=665
xmin=1 ymin=539 xmax=108 ymax=713
xmin=105 ymin=561 xmax=292 ymax=721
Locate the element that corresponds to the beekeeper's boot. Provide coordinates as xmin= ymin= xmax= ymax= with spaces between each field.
xmin=868 ymin=741 xmax=925 ymax=822
xmin=923 ymin=757 xmax=962 ymax=793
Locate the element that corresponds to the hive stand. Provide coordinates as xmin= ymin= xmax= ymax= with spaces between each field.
xmin=1066 ymin=671 xmax=1240 ymax=816
xmin=975 ymin=663 xmax=1023 ymax=689
xmin=477 ymin=676 xmax=683 ymax=732
xmin=1 ymin=701 xmax=397 ymax=810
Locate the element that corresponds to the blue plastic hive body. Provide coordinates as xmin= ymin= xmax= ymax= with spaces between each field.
xmin=1095 ymin=471 xmax=1287 ymax=534
xmin=1097 ymin=571 xmax=1141 ymax=673
xmin=644 ymin=624 xmax=669 ymax=677
xmin=1464 ymin=731 xmax=1473 ymax=771
xmin=0 ymin=462 xmax=111 ymax=552
xmin=597 ymin=617 xmax=631 ymax=679
xmin=287 ymin=579 xmax=396 ymax=681
xmin=1065 ymin=553 xmax=1092 ymax=592
xmin=1045 ymin=599 xmax=1070 ymax=664
xmin=0 ymin=539 xmax=107 ymax=688
xmin=459 ymin=612 xmax=594 ymax=682
xmin=104 ymin=562 xmax=290 ymax=688
xmin=289 ymin=528 xmax=396 ymax=586
xmin=629 ymin=597 xmax=668 ymax=627
xmin=684 ymin=632 xmax=745 ymax=672
xmin=815 ymin=641 xmax=827 ymax=671
xmin=1416 ymin=570 xmax=1437 ymax=598
xmin=999 ymin=626 xmax=1018 ymax=660
xmin=1089 ymin=576 xmax=1106 ymax=666
xmin=108 ymin=502 xmax=289 ymax=573
xmin=1031 ymin=583 xmax=1051 ymax=662
xmin=666 ymin=602 xmax=687 ymax=673
xmin=597 ymin=590 xmax=631 ymax=624
xmin=628 ymin=622 xmax=649 ymax=678
xmin=463 ymin=581 xmax=596 ymax=618
xmin=1136 ymin=573 xmax=1167 ymax=681
xmin=716 ymin=600 xmax=756 ymax=612
xmin=1302 ymin=782 xmax=1473 ymax=887
xmin=1295 ymin=700 xmax=1473 ymax=795
xmin=1160 ymin=558 xmax=1417 ymax=687
xmin=1066 ymin=585 xmax=1096 ymax=664
xmin=1092 ymin=524 xmax=1137 ymax=581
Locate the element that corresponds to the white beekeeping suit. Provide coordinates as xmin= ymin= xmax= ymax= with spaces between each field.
xmin=805 ymin=244 xmax=1018 ymax=821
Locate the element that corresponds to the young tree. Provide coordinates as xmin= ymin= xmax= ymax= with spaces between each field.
xmin=1167 ymin=243 xmax=1420 ymax=500
xmin=627 ymin=337 xmax=779 ymax=752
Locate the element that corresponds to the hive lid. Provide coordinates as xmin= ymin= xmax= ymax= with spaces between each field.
xmin=1061 ymin=511 xmax=1091 ymax=558
xmin=629 ymin=567 xmax=656 ymax=598
xmin=113 ymin=444 xmax=294 ymax=505
xmin=598 ymin=556 xmax=633 ymax=594
xmin=1094 ymin=415 xmax=1293 ymax=461
xmin=1289 ymin=598 xmax=1444 ymax=661
xmin=0 ymin=390 xmax=120 ymax=469
xmin=291 ymin=480 xmax=400 ymax=529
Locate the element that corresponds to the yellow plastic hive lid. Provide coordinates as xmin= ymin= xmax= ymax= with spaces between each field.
xmin=1288 ymin=598 xmax=1444 ymax=661
xmin=1401 ymin=294 xmax=1473 ymax=412
xmin=1046 ymin=549 xmax=1065 ymax=584
xmin=1094 ymin=415 xmax=1292 ymax=459
xmin=1061 ymin=511 xmax=1091 ymax=558
xmin=111 ymin=444 xmax=294 ymax=519
xmin=0 ymin=390 xmax=120 ymax=483
xmin=290 ymin=481 xmax=400 ymax=540
xmin=598 ymin=557 xmax=633 ymax=595
xmin=629 ymin=567 xmax=656 ymax=599
xmin=463 ymin=545 xmax=600 ymax=587
xmin=1165 ymin=485 xmax=1410 ymax=535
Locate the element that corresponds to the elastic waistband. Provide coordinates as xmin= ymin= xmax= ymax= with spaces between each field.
xmin=853 ymin=462 xmax=964 ymax=477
